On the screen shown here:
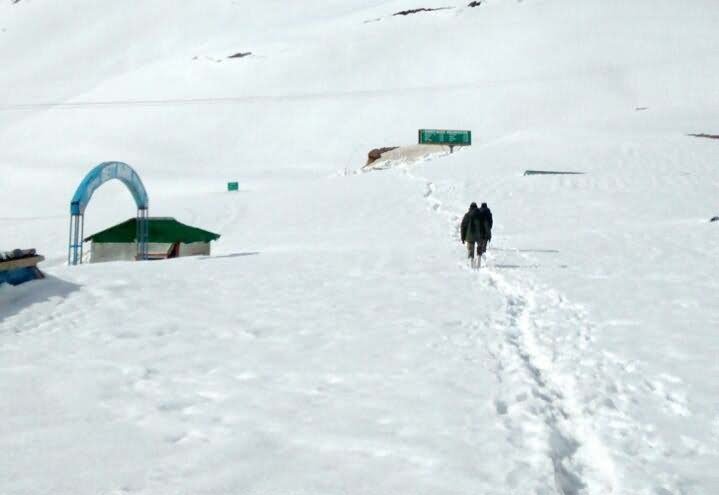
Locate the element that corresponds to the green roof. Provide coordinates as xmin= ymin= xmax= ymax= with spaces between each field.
xmin=85 ymin=217 xmax=220 ymax=244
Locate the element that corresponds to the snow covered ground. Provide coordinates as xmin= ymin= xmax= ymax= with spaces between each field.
xmin=1 ymin=0 xmax=718 ymax=493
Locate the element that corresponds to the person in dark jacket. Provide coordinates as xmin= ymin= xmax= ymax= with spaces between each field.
xmin=461 ymin=202 xmax=493 ymax=264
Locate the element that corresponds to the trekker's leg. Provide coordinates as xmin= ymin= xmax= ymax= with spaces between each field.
xmin=467 ymin=241 xmax=475 ymax=259
xmin=478 ymin=240 xmax=487 ymax=268
xmin=478 ymin=240 xmax=488 ymax=256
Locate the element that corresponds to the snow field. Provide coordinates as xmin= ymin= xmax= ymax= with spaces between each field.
xmin=409 ymin=138 xmax=719 ymax=493
xmin=3 ymin=173 xmax=516 ymax=494
xmin=2 ymin=0 xmax=719 ymax=493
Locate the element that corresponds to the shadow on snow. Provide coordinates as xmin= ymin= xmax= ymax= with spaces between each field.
xmin=198 ymin=252 xmax=260 ymax=260
xmin=0 ymin=275 xmax=81 ymax=326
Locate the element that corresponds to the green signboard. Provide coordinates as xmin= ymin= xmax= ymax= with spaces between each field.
xmin=227 ymin=181 xmax=239 ymax=192
xmin=418 ymin=129 xmax=472 ymax=146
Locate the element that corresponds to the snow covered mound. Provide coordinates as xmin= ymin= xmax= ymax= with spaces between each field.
xmin=362 ymin=145 xmax=452 ymax=171
xmin=1 ymin=0 xmax=719 ymax=494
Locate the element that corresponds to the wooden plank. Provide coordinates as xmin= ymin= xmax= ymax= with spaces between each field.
xmin=0 ymin=255 xmax=45 ymax=272
xmin=688 ymin=133 xmax=719 ymax=140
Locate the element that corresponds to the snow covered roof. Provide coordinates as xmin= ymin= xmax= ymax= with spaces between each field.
xmin=84 ymin=218 xmax=220 ymax=244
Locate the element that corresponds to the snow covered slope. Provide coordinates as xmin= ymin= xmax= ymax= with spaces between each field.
xmin=1 ymin=0 xmax=718 ymax=493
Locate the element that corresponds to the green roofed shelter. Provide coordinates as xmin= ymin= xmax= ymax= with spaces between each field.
xmin=84 ymin=217 xmax=220 ymax=263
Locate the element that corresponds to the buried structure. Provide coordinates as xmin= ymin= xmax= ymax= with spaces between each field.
xmin=84 ymin=218 xmax=220 ymax=263
xmin=0 ymin=249 xmax=45 ymax=286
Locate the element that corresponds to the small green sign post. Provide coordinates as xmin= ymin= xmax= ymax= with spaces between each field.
xmin=418 ymin=129 xmax=472 ymax=152
xmin=227 ymin=181 xmax=239 ymax=192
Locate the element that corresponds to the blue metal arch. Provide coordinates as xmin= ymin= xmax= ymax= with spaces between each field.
xmin=68 ymin=162 xmax=150 ymax=265
xmin=70 ymin=161 xmax=149 ymax=215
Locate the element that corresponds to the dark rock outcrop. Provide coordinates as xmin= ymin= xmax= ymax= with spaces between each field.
xmin=393 ymin=7 xmax=453 ymax=16
xmin=228 ymin=52 xmax=252 ymax=59
xmin=365 ymin=147 xmax=398 ymax=166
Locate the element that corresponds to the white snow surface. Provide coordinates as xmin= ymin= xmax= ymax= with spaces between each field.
xmin=1 ymin=1 xmax=719 ymax=494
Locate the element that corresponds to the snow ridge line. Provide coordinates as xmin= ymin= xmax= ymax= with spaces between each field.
xmin=400 ymin=164 xmax=617 ymax=494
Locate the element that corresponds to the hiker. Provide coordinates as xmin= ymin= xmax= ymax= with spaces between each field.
xmin=461 ymin=202 xmax=493 ymax=263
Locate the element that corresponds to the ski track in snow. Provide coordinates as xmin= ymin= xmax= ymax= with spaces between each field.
xmin=399 ymin=156 xmax=699 ymax=495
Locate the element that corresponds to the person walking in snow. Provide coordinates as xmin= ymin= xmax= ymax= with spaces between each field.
xmin=461 ymin=202 xmax=493 ymax=266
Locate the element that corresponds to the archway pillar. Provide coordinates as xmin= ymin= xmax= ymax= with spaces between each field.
xmin=68 ymin=213 xmax=84 ymax=265
xmin=136 ymin=208 xmax=149 ymax=261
